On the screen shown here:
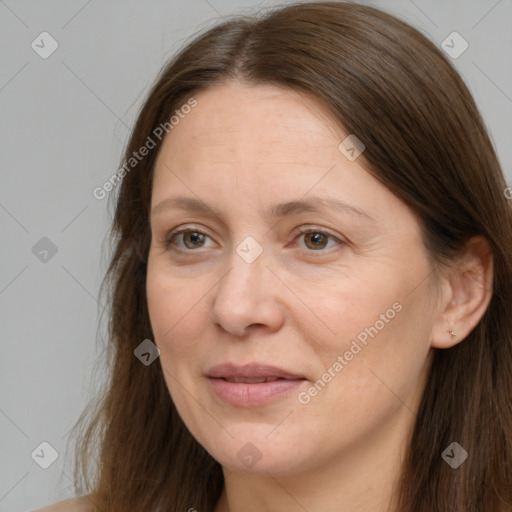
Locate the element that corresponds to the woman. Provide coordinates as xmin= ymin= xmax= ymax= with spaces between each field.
xmin=35 ymin=1 xmax=512 ymax=511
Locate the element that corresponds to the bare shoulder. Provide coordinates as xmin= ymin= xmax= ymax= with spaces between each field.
xmin=31 ymin=496 xmax=94 ymax=512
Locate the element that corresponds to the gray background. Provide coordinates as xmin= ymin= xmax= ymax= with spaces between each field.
xmin=1 ymin=0 xmax=511 ymax=510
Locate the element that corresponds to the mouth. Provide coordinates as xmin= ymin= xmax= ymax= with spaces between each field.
xmin=206 ymin=363 xmax=307 ymax=407
xmin=221 ymin=377 xmax=291 ymax=384
xmin=206 ymin=363 xmax=306 ymax=381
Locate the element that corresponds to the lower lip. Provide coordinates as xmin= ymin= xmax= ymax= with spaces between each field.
xmin=208 ymin=377 xmax=305 ymax=407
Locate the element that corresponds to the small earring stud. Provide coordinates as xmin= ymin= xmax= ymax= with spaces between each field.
xmin=448 ymin=329 xmax=456 ymax=337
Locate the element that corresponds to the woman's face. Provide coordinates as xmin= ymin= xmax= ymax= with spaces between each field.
xmin=146 ymin=81 xmax=438 ymax=476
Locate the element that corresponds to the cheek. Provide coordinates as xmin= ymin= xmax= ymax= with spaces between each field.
xmin=146 ymin=268 xmax=210 ymax=421
xmin=312 ymin=245 xmax=432 ymax=351
xmin=295 ymin=301 xmax=430 ymax=446
xmin=293 ymin=266 xmax=432 ymax=402
xmin=287 ymin=268 xmax=406 ymax=356
xmin=146 ymin=267 xmax=209 ymax=361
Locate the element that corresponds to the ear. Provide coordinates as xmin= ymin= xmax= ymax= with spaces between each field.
xmin=430 ymin=236 xmax=494 ymax=349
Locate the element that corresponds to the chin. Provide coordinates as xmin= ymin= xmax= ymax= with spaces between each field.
xmin=200 ymin=427 xmax=317 ymax=476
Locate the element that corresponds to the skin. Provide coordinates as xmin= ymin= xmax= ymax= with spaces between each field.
xmin=146 ymin=81 xmax=493 ymax=511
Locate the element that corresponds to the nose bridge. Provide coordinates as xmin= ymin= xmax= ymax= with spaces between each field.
xmin=211 ymin=234 xmax=283 ymax=334
xmin=217 ymin=235 xmax=268 ymax=307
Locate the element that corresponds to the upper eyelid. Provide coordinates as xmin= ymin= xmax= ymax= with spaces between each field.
xmin=165 ymin=224 xmax=341 ymax=239
xmin=165 ymin=224 xmax=213 ymax=241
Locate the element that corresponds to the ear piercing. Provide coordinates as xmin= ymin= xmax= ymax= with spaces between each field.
xmin=448 ymin=329 xmax=456 ymax=337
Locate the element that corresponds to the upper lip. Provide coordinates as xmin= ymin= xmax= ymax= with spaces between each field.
xmin=207 ymin=363 xmax=305 ymax=380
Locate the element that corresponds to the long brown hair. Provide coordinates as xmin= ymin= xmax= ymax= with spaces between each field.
xmin=69 ymin=2 xmax=512 ymax=510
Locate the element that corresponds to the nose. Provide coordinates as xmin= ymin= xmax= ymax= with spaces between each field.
xmin=210 ymin=246 xmax=285 ymax=337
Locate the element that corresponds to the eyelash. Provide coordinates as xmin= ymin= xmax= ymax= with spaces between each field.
xmin=163 ymin=225 xmax=345 ymax=255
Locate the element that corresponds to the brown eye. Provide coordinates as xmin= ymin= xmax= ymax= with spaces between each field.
xmin=165 ymin=228 xmax=213 ymax=251
xmin=182 ymin=231 xmax=206 ymax=249
xmin=303 ymin=231 xmax=330 ymax=250
xmin=296 ymin=229 xmax=342 ymax=252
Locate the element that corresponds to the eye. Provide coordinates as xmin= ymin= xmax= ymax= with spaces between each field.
xmin=294 ymin=227 xmax=344 ymax=252
xmin=165 ymin=227 xmax=214 ymax=251
xmin=163 ymin=226 xmax=345 ymax=254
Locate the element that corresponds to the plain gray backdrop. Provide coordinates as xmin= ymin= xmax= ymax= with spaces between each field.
xmin=1 ymin=0 xmax=511 ymax=510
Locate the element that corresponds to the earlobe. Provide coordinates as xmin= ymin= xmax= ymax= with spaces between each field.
xmin=430 ymin=236 xmax=493 ymax=349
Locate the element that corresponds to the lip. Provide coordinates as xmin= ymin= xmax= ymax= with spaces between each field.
xmin=206 ymin=363 xmax=307 ymax=407
xmin=207 ymin=363 xmax=305 ymax=380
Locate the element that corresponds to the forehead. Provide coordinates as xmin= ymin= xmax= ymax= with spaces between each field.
xmin=151 ymin=83 xmax=356 ymax=205
xmin=149 ymin=81 xmax=418 ymax=235
xmin=155 ymin=81 xmax=346 ymax=163
xmin=152 ymin=82 xmax=353 ymax=195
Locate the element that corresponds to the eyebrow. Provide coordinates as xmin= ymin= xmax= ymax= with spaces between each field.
xmin=151 ymin=195 xmax=375 ymax=222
